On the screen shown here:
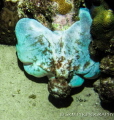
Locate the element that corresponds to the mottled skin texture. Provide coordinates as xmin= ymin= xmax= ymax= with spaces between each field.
xmin=15 ymin=8 xmax=100 ymax=98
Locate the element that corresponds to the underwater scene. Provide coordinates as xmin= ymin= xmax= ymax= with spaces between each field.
xmin=0 ymin=0 xmax=114 ymax=120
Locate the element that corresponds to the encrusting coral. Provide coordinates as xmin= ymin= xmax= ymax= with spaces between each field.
xmin=15 ymin=8 xmax=100 ymax=98
xmin=89 ymin=0 xmax=114 ymax=58
xmin=90 ymin=6 xmax=114 ymax=53
xmin=100 ymin=55 xmax=114 ymax=75
xmin=0 ymin=0 xmax=85 ymax=45
xmin=51 ymin=0 xmax=72 ymax=15
xmin=88 ymin=0 xmax=114 ymax=103
xmin=0 ymin=0 xmax=56 ymax=44
xmin=94 ymin=76 xmax=114 ymax=103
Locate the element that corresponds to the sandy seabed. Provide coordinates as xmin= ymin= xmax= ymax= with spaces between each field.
xmin=0 ymin=45 xmax=114 ymax=120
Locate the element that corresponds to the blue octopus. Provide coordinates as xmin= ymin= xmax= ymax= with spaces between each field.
xmin=15 ymin=8 xmax=100 ymax=98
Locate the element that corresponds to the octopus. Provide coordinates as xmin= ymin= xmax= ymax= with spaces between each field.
xmin=15 ymin=8 xmax=100 ymax=98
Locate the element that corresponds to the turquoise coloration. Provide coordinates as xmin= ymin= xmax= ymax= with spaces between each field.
xmin=69 ymin=75 xmax=84 ymax=87
xmin=15 ymin=8 xmax=100 ymax=89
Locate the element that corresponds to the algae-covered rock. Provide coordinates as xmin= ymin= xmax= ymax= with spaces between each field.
xmin=90 ymin=7 xmax=114 ymax=53
xmin=51 ymin=0 xmax=72 ymax=15
xmin=0 ymin=1 xmax=19 ymax=45
xmin=88 ymin=0 xmax=114 ymax=60
xmin=0 ymin=0 xmax=56 ymax=45
xmin=94 ymin=76 xmax=114 ymax=103
xmin=100 ymin=55 xmax=114 ymax=75
xmin=89 ymin=1 xmax=114 ymax=104
xmin=0 ymin=0 xmax=86 ymax=45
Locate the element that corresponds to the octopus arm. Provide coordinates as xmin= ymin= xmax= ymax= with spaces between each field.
xmin=69 ymin=75 xmax=84 ymax=87
xmin=15 ymin=18 xmax=55 ymax=75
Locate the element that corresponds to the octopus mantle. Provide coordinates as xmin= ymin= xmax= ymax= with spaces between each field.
xmin=15 ymin=8 xmax=100 ymax=98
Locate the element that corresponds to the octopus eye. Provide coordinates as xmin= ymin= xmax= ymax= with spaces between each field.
xmin=48 ymin=78 xmax=71 ymax=98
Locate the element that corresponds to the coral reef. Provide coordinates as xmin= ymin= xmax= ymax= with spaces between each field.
xmin=15 ymin=8 xmax=100 ymax=98
xmin=88 ymin=0 xmax=114 ymax=103
xmin=0 ymin=0 xmax=56 ymax=45
xmin=100 ymin=55 xmax=114 ymax=75
xmin=0 ymin=0 xmax=86 ymax=45
xmin=51 ymin=0 xmax=74 ymax=30
xmin=51 ymin=0 xmax=87 ymax=31
xmin=18 ymin=0 xmax=56 ymax=27
xmin=51 ymin=0 xmax=72 ymax=15
xmin=94 ymin=76 xmax=114 ymax=103
xmin=90 ymin=7 xmax=114 ymax=54
xmin=0 ymin=1 xmax=19 ymax=45
xmin=89 ymin=0 xmax=114 ymax=55
xmin=95 ymin=54 xmax=114 ymax=103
